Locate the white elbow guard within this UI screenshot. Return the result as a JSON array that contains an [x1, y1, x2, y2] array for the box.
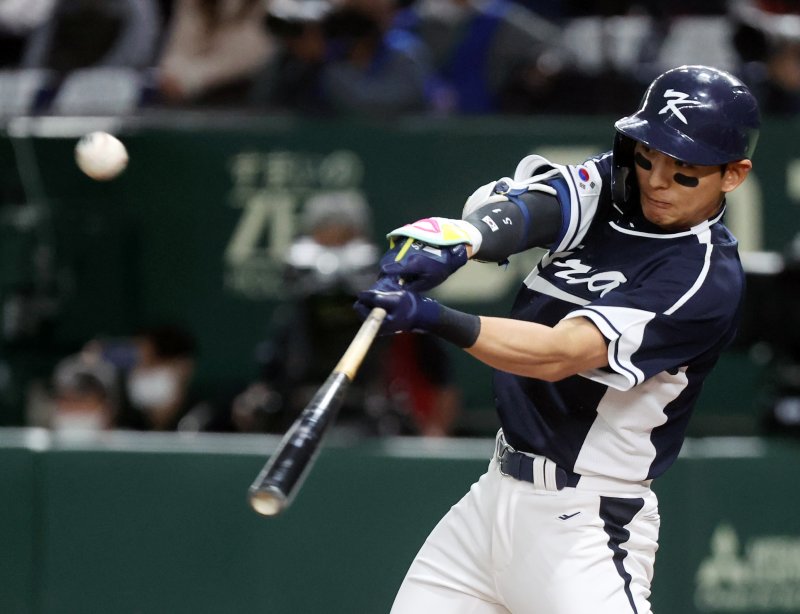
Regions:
[[462, 178, 514, 219], [462, 155, 565, 219], [462, 175, 558, 220]]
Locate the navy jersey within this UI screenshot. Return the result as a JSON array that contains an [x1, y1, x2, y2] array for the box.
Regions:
[[492, 152, 745, 482]]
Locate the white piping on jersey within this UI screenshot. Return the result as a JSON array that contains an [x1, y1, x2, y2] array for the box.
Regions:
[[609, 207, 726, 239], [513, 154, 602, 256], [665, 242, 713, 315], [555, 163, 583, 254], [562, 159, 602, 251], [564, 305, 653, 389], [525, 156, 583, 253], [513, 154, 581, 253], [523, 272, 591, 305], [609, 210, 720, 316]]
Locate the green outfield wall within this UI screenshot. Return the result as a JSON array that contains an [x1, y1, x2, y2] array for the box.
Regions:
[[0, 430, 798, 614], [0, 115, 798, 434]]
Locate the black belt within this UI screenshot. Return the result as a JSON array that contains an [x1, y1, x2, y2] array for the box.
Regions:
[[495, 434, 580, 490]]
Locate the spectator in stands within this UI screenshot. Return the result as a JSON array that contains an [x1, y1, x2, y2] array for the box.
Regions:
[[560, 0, 729, 16], [413, 0, 566, 114], [116, 325, 200, 431], [320, 0, 432, 116], [0, 0, 56, 67], [311, 0, 431, 116], [20, 0, 161, 74], [156, 0, 274, 107], [730, 0, 800, 116], [507, 0, 564, 21], [50, 325, 217, 432], [231, 190, 461, 436], [250, 0, 332, 114], [252, 0, 432, 116], [49, 351, 118, 433]]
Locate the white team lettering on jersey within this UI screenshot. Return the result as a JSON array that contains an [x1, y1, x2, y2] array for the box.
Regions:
[[551, 258, 627, 297]]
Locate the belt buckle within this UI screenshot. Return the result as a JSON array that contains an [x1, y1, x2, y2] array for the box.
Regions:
[[496, 434, 512, 477]]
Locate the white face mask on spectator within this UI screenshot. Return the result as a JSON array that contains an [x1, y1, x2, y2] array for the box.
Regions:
[[52, 411, 106, 433], [127, 367, 180, 410]]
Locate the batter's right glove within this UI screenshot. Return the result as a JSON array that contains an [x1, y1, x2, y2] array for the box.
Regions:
[[354, 280, 481, 348], [354, 285, 440, 335]]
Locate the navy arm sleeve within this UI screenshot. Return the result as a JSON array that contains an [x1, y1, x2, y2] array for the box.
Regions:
[[463, 189, 563, 262]]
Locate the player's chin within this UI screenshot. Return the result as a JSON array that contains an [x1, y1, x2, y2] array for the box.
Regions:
[[642, 203, 675, 228], [644, 212, 690, 232]]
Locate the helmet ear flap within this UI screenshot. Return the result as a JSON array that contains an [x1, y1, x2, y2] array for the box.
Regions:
[[612, 165, 631, 205], [611, 133, 638, 207]]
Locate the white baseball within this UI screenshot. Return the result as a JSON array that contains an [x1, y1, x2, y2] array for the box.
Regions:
[[75, 131, 129, 181]]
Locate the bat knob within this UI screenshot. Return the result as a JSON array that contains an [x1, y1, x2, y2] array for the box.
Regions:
[[248, 486, 287, 517]]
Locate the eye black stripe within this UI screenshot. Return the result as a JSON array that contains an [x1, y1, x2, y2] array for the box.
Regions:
[[634, 152, 652, 170], [674, 173, 699, 187]]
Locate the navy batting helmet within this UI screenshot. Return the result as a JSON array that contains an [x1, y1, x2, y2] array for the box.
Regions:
[[611, 65, 760, 204]]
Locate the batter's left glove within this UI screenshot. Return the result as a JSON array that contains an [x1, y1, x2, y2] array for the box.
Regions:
[[379, 237, 468, 292], [380, 217, 480, 290]]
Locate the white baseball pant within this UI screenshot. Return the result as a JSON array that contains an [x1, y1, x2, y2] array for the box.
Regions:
[[390, 454, 659, 614]]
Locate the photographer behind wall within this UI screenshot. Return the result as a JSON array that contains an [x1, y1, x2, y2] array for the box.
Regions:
[[231, 191, 461, 437]]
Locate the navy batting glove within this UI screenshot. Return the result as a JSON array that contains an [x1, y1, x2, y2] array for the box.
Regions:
[[379, 238, 468, 292], [354, 281, 482, 347], [354, 287, 440, 335]]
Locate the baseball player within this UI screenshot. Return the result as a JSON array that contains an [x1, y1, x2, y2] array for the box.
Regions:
[[354, 65, 760, 614]]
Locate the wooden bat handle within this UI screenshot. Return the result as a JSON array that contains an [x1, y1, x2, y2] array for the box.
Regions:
[[334, 307, 386, 379]]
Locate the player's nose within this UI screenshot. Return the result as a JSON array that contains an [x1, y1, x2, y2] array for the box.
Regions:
[[646, 158, 672, 189]]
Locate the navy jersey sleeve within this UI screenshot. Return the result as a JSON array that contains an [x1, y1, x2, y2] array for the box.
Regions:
[[562, 241, 744, 391], [513, 152, 615, 255]]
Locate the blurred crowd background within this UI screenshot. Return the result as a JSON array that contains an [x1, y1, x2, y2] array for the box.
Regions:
[[1, 0, 800, 440], [2, 0, 800, 117]]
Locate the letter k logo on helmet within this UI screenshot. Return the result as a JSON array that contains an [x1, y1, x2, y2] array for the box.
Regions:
[[658, 89, 703, 124]]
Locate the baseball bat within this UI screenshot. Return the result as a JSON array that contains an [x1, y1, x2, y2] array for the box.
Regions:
[[247, 306, 387, 517]]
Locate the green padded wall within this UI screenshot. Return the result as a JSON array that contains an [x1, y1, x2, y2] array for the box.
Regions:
[[1, 431, 798, 613]]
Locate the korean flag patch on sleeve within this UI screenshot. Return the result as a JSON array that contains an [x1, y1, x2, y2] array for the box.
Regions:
[[570, 164, 601, 196]]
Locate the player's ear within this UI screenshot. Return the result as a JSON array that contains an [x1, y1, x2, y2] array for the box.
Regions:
[[721, 160, 752, 194]]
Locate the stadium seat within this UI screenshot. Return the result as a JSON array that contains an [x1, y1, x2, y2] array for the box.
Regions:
[[0, 68, 55, 117], [656, 17, 736, 73], [560, 16, 654, 75], [51, 67, 144, 115]]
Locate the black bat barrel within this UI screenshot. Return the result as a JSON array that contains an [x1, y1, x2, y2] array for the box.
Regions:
[[248, 371, 351, 516]]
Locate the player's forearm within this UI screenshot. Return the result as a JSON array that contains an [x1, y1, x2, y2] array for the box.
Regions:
[[465, 316, 609, 381], [353, 290, 608, 381]]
